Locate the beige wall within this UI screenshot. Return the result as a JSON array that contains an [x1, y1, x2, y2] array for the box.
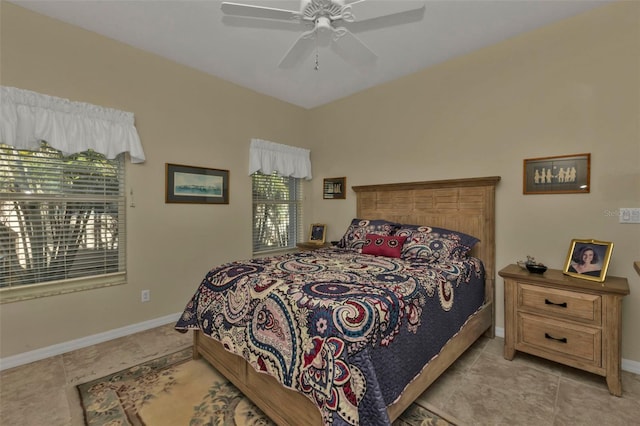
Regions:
[[1, 1, 639, 365], [307, 2, 640, 363], [0, 2, 309, 356]]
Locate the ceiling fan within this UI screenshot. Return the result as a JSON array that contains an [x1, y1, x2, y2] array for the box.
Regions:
[[220, 0, 426, 69]]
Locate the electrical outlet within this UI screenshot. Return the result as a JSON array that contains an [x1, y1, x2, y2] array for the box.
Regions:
[[619, 208, 640, 224], [141, 289, 150, 302]]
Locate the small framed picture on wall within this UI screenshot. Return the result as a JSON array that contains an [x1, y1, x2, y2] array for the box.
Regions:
[[323, 177, 346, 199]]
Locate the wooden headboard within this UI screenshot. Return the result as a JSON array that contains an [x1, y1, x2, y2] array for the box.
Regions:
[[352, 176, 501, 322]]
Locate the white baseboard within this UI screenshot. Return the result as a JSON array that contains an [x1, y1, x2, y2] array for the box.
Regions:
[[2, 318, 638, 376], [622, 358, 640, 375], [494, 326, 640, 375], [0, 312, 181, 371]]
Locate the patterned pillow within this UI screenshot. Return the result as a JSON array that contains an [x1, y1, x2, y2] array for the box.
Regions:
[[393, 224, 479, 262], [361, 234, 408, 258], [337, 219, 400, 250]]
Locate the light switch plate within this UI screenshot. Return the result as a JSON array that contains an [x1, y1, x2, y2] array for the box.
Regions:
[[619, 208, 640, 223]]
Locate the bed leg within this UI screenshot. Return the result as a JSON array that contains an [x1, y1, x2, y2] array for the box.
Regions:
[[193, 330, 202, 360], [484, 282, 496, 339]]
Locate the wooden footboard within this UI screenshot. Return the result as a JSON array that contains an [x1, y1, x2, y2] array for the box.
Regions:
[[193, 330, 323, 424], [194, 330, 323, 425], [194, 301, 492, 425]]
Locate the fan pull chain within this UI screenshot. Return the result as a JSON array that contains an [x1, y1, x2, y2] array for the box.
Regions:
[[314, 44, 319, 71]]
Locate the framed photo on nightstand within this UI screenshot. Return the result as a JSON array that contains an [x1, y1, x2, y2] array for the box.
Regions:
[[563, 239, 613, 282], [309, 224, 326, 244]]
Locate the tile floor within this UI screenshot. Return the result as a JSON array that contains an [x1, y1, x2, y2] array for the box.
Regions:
[[1, 324, 638, 425]]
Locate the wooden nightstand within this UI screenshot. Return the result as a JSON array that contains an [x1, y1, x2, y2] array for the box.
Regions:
[[499, 264, 630, 396]]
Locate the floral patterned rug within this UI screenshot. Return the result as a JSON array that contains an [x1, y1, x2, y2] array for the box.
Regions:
[[77, 348, 456, 425]]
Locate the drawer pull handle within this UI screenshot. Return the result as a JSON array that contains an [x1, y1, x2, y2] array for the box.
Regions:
[[544, 333, 567, 344], [544, 299, 567, 308]]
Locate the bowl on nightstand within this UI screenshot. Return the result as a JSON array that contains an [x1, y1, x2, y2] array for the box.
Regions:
[[526, 264, 548, 274]]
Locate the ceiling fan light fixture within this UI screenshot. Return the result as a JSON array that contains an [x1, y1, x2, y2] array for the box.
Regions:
[[316, 16, 332, 32], [221, 0, 426, 69], [301, 0, 344, 21]]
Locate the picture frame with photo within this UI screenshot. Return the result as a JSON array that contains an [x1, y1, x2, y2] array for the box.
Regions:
[[309, 223, 326, 244], [563, 239, 613, 282]]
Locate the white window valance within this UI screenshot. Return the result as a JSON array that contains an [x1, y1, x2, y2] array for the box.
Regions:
[[249, 138, 312, 180], [0, 86, 145, 163]]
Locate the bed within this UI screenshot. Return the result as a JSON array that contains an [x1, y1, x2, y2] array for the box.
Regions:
[[175, 176, 500, 425]]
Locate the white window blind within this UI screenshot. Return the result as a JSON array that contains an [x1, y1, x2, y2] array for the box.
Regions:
[[0, 142, 125, 292], [252, 172, 303, 254]]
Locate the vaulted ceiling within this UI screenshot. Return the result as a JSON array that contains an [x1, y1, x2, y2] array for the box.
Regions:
[[9, 0, 614, 109]]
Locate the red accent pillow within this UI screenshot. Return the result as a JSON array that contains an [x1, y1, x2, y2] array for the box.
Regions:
[[362, 234, 407, 258]]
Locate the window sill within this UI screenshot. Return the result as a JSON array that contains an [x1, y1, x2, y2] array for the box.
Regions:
[[0, 272, 126, 304]]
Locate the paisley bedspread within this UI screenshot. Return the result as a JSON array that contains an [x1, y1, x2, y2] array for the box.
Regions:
[[175, 248, 485, 425]]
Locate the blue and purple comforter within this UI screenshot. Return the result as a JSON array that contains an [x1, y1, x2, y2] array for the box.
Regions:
[[175, 248, 485, 425]]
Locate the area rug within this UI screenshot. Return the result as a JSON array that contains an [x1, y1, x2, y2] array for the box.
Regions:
[[77, 348, 457, 425]]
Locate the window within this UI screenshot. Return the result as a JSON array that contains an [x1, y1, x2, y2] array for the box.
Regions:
[[0, 142, 126, 301], [252, 172, 303, 254]]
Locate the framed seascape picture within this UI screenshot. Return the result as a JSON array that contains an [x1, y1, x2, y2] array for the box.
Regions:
[[523, 153, 590, 194], [563, 239, 613, 282], [165, 163, 229, 204]]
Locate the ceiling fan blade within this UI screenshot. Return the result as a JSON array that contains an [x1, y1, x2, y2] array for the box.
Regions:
[[344, 6, 425, 34], [221, 2, 299, 21], [278, 29, 317, 68], [345, 0, 425, 22], [330, 28, 377, 68], [222, 15, 307, 32]]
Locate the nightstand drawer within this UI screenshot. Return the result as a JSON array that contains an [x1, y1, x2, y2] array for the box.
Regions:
[[518, 313, 601, 366], [518, 283, 601, 325]]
